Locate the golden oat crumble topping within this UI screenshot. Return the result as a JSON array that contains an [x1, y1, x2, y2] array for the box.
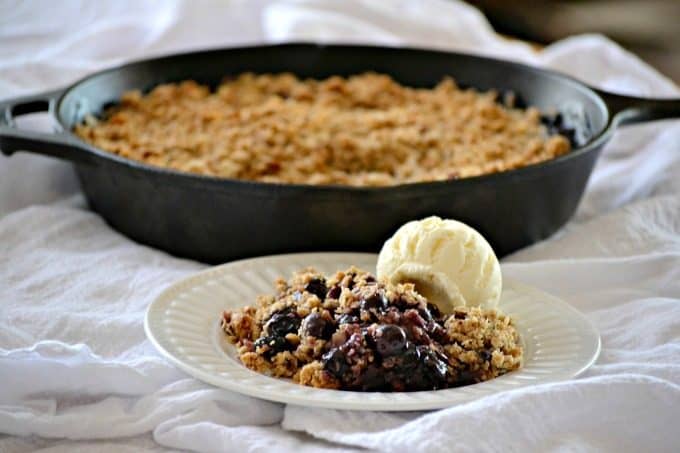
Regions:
[[74, 73, 570, 186]]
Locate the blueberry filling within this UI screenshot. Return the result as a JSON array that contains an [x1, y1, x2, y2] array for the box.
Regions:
[[419, 347, 449, 383], [360, 291, 388, 312], [327, 285, 342, 299], [336, 313, 360, 325], [373, 324, 407, 357], [254, 335, 293, 358], [479, 349, 493, 362], [301, 313, 334, 339], [304, 278, 327, 300], [264, 309, 301, 337], [222, 267, 522, 392], [541, 112, 577, 146], [426, 302, 442, 320], [418, 306, 433, 323], [322, 348, 350, 379]]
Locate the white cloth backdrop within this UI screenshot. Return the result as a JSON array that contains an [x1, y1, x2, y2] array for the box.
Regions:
[[1, 1, 679, 452]]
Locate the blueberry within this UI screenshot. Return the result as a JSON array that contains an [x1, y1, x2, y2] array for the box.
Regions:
[[346, 273, 357, 289], [418, 307, 433, 323], [429, 323, 447, 342], [541, 112, 577, 145], [400, 342, 421, 367], [327, 285, 342, 299], [358, 364, 386, 391], [336, 313, 359, 325], [264, 310, 301, 337], [363, 327, 376, 348], [254, 336, 268, 349], [364, 275, 376, 283], [541, 112, 563, 128], [361, 291, 388, 312], [322, 348, 349, 379], [401, 346, 448, 390], [456, 370, 478, 386], [426, 303, 442, 320], [393, 297, 409, 310], [301, 313, 333, 339], [254, 335, 290, 358], [386, 344, 450, 390], [374, 324, 407, 357], [419, 347, 449, 379], [305, 278, 327, 300], [479, 349, 492, 362]]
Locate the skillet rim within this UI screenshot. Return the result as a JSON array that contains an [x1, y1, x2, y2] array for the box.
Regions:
[[56, 42, 613, 195]]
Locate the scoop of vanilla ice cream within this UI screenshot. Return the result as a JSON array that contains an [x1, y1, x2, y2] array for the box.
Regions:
[[377, 216, 502, 312]]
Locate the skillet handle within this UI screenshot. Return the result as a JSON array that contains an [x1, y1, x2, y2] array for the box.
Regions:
[[0, 89, 93, 164], [594, 88, 680, 127]]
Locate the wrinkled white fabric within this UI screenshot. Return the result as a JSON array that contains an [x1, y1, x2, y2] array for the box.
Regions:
[[0, 1, 678, 452]]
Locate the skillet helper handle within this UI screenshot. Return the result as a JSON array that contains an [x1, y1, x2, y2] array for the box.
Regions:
[[0, 89, 92, 163], [595, 88, 680, 127]]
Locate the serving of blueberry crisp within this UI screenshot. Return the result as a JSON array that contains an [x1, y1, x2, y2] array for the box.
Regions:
[[221, 266, 522, 391]]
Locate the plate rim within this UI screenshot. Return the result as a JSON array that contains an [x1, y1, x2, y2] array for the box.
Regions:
[[144, 252, 601, 411]]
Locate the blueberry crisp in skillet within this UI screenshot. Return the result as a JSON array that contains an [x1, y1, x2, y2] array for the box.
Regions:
[[221, 267, 522, 391], [75, 73, 570, 187]]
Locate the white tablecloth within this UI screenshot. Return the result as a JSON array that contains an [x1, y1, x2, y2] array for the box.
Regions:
[[1, 1, 678, 452]]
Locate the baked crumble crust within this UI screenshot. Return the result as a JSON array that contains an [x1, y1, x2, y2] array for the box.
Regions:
[[75, 73, 570, 186]]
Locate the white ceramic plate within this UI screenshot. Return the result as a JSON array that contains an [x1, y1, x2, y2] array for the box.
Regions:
[[145, 252, 600, 411]]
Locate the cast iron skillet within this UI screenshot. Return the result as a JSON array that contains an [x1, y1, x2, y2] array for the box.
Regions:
[[1, 43, 679, 262]]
